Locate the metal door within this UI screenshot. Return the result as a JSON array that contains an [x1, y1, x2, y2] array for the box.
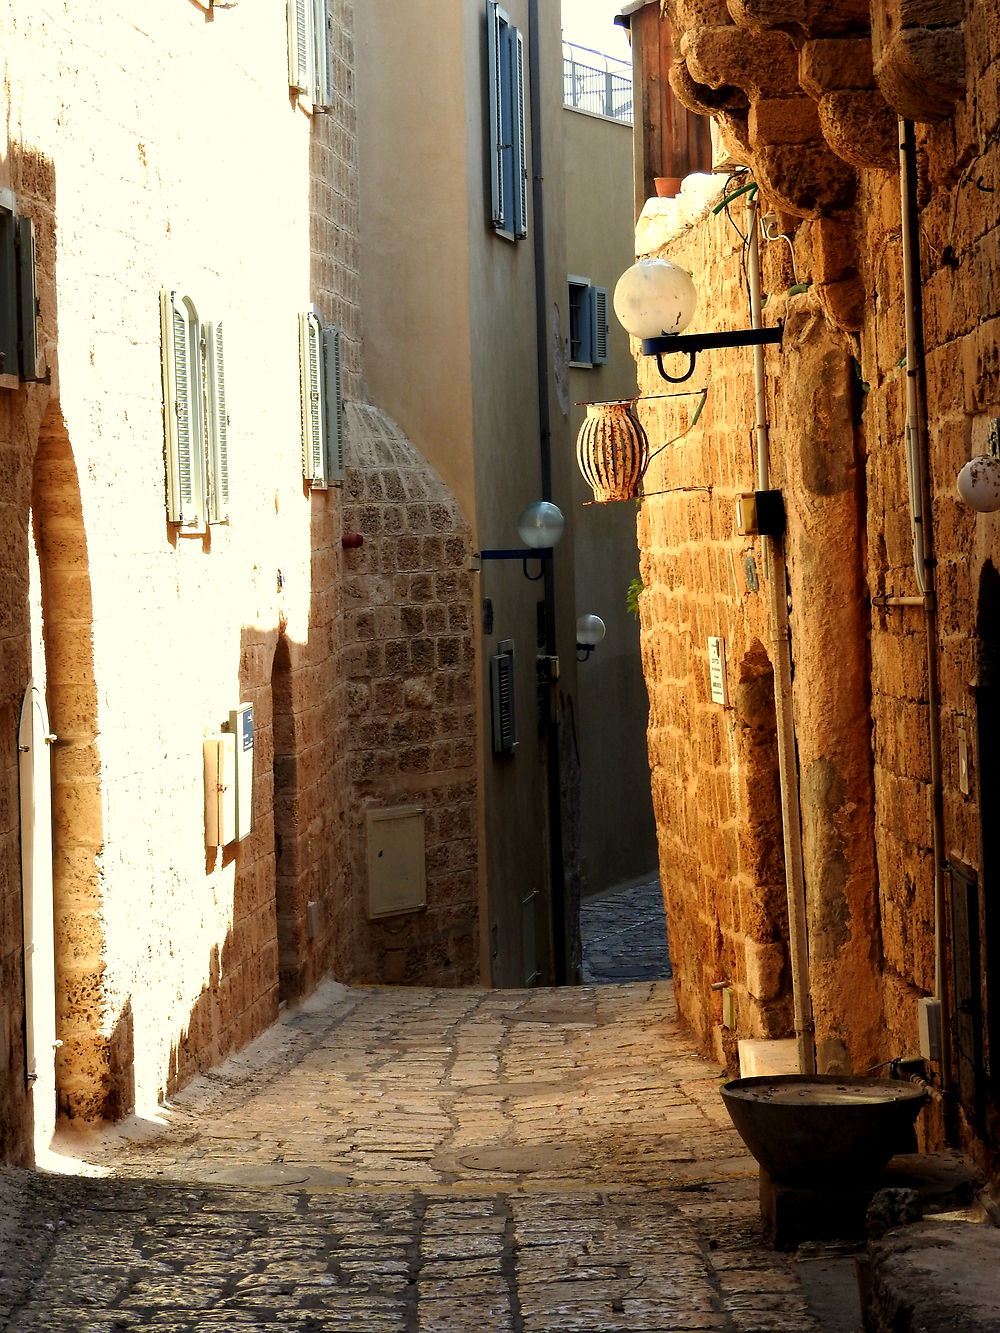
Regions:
[[18, 680, 57, 1147]]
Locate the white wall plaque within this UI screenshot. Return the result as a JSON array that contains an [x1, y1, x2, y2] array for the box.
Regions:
[[708, 636, 729, 707]]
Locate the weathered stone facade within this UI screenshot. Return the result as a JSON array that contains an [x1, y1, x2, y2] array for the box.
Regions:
[[632, 0, 1000, 1167], [0, 0, 478, 1162]]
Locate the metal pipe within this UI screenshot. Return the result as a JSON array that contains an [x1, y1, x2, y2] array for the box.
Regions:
[[898, 118, 953, 1121], [746, 194, 816, 1074], [528, 0, 570, 985]]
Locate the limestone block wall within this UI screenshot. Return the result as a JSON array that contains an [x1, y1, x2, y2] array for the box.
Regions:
[[0, 0, 481, 1160], [637, 0, 1000, 1162], [338, 403, 478, 987], [634, 194, 791, 1063]]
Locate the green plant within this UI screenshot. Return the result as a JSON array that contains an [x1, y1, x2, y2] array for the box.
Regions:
[[626, 577, 643, 620]]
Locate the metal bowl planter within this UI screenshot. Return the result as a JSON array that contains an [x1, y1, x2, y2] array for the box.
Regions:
[[720, 1074, 929, 1187], [576, 400, 648, 503]]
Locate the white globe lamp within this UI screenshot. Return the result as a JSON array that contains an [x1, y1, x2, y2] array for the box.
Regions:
[[613, 258, 698, 340], [517, 501, 565, 550], [957, 455, 1000, 513]]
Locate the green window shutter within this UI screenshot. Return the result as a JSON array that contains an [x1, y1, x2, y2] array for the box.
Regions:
[[322, 324, 344, 483], [487, 2, 505, 230], [299, 311, 327, 487], [512, 27, 528, 239], [15, 216, 37, 380], [287, 0, 310, 94], [312, 0, 334, 109], [160, 290, 205, 530], [591, 286, 609, 365], [205, 320, 230, 524], [0, 194, 18, 377]]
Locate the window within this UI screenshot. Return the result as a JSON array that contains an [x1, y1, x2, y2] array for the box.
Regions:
[[0, 188, 39, 382], [287, 0, 333, 111], [487, 1, 527, 240], [567, 278, 608, 368], [298, 312, 344, 487], [160, 290, 229, 532]]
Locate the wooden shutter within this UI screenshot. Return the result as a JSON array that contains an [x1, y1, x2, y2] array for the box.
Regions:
[[287, 0, 310, 94], [160, 290, 205, 530], [205, 320, 230, 524], [490, 640, 517, 754], [591, 286, 609, 365], [512, 27, 528, 238], [487, 2, 506, 230], [0, 198, 17, 376], [15, 216, 37, 379], [322, 324, 345, 483], [312, 0, 334, 109], [299, 311, 327, 487]]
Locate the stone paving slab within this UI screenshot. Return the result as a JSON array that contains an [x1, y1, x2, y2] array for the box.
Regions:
[[0, 976, 865, 1331]]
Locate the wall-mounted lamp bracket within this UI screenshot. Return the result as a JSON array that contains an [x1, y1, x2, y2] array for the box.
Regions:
[[477, 547, 554, 582], [642, 325, 783, 384]]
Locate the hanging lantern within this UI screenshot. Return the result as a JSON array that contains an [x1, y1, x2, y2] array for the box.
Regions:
[[575, 400, 649, 503]]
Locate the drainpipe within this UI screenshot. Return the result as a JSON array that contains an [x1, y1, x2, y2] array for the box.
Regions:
[[898, 119, 953, 1126], [746, 194, 816, 1075], [527, 0, 570, 985]]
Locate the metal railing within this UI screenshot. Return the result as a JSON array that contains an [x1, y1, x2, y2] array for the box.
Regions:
[[562, 40, 632, 124]]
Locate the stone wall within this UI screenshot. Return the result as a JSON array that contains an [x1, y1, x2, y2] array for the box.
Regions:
[[635, 0, 1000, 1163], [0, 0, 480, 1159]]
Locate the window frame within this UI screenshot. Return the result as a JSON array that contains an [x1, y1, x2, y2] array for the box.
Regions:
[[0, 187, 39, 383], [567, 276, 609, 369], [487, 1, 528, 241], [287, 0, 334, 112], [160, 289, 230, 533]]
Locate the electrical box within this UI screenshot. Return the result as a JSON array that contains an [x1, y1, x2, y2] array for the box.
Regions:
[[204, 733, 237, 847], [229, 703, 254, 841], [736, 489, 786, 537], [366, 806, 426, 918], [918, 996, 942, 1062]]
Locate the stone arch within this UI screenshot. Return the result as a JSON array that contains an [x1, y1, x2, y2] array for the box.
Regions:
[[30, 404, 119, 1120]]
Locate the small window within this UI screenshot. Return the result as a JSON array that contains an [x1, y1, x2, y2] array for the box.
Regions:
[[567, 277, 608, 368], [0, 188, 39, 383], [160, 290, 230, 532], [287, 0, 333, 111], [486, 1, 527, 240], [299, 312, 344, 487]]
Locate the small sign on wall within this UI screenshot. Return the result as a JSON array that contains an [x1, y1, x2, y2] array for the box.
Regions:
[[708, 636, 729, 707]]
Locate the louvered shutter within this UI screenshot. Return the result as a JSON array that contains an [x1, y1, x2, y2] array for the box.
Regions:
[[160, 290, 205, 530], [490, 641, 517, 755], [312, 0, 334, 109], [287, 0, 310, 94], [321, 324, 345, 483], [591, 286, 609, 365], [205, 321, 230, 524], [512, 28, 528, 239], [487, 2, 505, 229], [299, 312, 326, 487], [15, 217, 37, 380]]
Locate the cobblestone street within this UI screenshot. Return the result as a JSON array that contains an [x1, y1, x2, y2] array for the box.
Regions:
[[0, 886, 860, 1332]]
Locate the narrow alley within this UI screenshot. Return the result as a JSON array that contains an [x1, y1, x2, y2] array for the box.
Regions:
[[0, 883, 859, 1333]]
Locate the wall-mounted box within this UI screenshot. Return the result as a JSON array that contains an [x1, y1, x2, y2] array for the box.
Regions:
[[204, 733, 237, 847], [366, 806, 426, 919], [229, 703, 254, 841]]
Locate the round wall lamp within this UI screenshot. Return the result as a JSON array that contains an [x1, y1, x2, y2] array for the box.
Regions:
[[614, 256, 782, 384], [576, 614, 606, 661], [477, 501, 565, 581], [957, 455, 1000, 512]]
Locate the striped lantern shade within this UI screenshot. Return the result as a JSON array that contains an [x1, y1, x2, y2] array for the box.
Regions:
[[575, 400, 649, 503]]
